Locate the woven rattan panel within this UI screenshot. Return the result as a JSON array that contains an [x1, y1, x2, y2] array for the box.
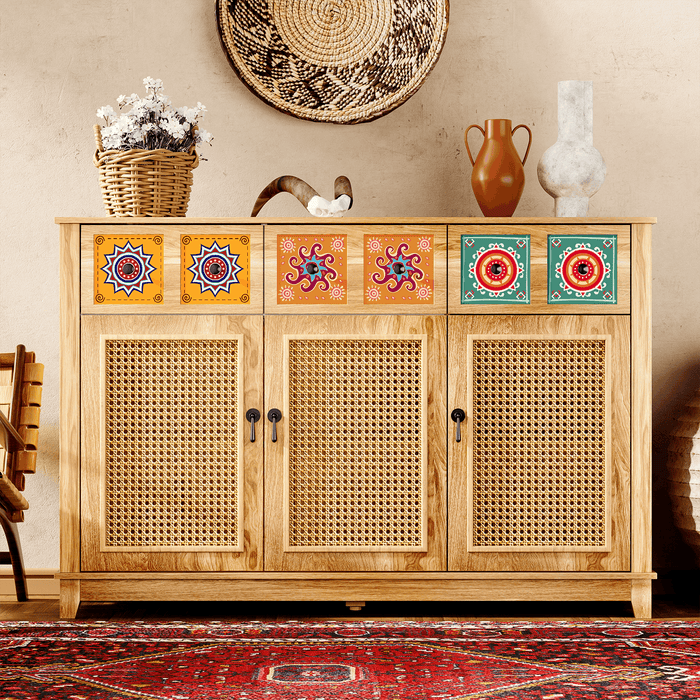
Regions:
[[470, 338, 607, 549], [103, 339, 240, 550], [286, 338, 424, 549]]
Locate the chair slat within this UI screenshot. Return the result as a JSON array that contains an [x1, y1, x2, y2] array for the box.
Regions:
[[15, 451, 36, 474], [18, 427, 38, 449], [19, 406, 40, 429], [0, 354, 15, 368], [21, 385, 42, 406], [23, 364, 44, 384]]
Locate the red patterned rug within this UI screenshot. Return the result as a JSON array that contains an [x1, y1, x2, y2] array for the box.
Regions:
[[1, 620, 700, 698]]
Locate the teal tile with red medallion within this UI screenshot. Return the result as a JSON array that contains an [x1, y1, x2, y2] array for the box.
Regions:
[[461, 235, 530, 304], [548, 235, 617, 304]]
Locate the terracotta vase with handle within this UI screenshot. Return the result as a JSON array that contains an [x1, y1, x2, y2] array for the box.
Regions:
[[465, 119, 532, 217]]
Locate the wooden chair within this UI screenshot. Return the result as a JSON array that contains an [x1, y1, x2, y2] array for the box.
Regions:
[[0, 346, 44, 601]]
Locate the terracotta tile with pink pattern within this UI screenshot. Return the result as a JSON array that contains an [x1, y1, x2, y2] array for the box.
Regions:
[[277, 234, 347, 304], [364, 234, 434, 304]]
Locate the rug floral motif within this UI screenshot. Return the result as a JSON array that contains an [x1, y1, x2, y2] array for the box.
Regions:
[[1, 620, 700, 699]]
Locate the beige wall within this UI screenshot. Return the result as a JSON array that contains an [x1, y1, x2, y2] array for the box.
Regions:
[[0, 0, 698, 571]]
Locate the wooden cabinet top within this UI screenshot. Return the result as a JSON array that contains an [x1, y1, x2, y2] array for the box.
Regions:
[[56, 217, 657, 225]]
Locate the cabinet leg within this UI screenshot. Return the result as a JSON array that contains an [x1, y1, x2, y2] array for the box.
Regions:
[[631, 581, 652, 619], [345, 601, 365, 612], [60, 580, 81, 619]]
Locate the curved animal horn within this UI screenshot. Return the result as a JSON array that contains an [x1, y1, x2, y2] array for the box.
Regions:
[[334, 176, 353, 209], [251, 176, 321, 217]]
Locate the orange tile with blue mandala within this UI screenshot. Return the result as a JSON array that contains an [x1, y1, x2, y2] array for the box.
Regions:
[[364, 234, 434, 304], [94, 234, 163, 304], [277, 235, 347, 304], [181, 235, 250, 304]]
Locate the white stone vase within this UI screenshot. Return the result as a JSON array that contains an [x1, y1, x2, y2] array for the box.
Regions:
[[667, 390, 700, 559], [537, 81, 607, 217]]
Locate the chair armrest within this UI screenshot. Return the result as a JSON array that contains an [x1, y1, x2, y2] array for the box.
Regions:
[[0, 412, 25, 452]]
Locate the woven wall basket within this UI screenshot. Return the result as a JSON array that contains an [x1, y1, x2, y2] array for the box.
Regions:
[[93, 125, 199, 217], [216, 0, 449, 124]]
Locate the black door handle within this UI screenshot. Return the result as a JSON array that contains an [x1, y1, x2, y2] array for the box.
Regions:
[[267, 408, 282, 442], [451, 408, 466, 443], [245, 408, 260, 442]]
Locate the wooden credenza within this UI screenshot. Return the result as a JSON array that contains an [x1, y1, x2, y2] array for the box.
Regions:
[[57, 217, 655, 618]]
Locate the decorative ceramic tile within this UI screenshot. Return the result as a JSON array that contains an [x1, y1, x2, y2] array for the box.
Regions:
[[181, 235, 250, 304], [94, 235, 163, 305], [461, 235, 530, 304], [548, 235, 617, 304], [364, 234, 434, 304], [277, 234, 347, 304]]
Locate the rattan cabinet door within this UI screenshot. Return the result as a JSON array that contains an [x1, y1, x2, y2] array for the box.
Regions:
[[81, 315, 263, 572], [265, 315, 447, 571], [448, 315, 630, 572]]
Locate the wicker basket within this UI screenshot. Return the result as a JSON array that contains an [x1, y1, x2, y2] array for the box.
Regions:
[[93, 125, 199, 217]]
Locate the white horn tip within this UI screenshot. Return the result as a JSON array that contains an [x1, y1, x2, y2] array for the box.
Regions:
[[307, 194, 352, 218]]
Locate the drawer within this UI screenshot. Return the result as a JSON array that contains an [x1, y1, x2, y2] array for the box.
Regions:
[[81, 224, 263, 314], [265, 224, 447, 314], [448, 224, 630, 314]]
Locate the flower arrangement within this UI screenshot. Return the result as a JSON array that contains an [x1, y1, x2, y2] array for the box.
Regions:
[[96, 77, 213, 153], [93, 77, 210, 216]]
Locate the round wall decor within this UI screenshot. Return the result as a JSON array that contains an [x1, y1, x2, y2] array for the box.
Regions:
[[216, 0, 449, 124]]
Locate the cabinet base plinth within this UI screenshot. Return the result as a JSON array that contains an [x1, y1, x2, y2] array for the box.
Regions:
[[58, 574, 656, 619]]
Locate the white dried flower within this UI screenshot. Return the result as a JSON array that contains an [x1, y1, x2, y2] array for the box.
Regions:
[[96, 78, 211, 153], [179, 107, 199, 123], [96, 105, 117, 123], [197, 129, 213, 145], [129, 102, 147, 120], [160, 115, 185, 139], [143, 76, 164, 93]]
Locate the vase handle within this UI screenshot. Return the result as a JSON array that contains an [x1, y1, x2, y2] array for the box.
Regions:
[[512, 124, 533, 165], [464, 124, 485, 166]]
